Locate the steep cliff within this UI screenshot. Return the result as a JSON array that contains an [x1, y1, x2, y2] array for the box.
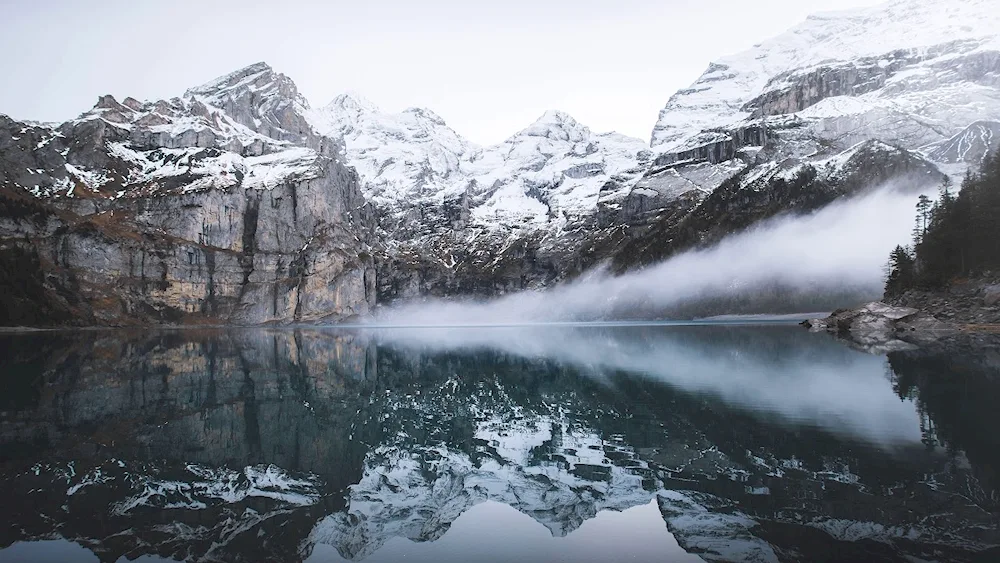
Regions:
[[310, 101, 651, 301], [0, 64, 376, 326]]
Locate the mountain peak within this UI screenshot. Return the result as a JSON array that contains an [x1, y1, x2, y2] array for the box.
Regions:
[[401, 106, 446, 126], [535, 109, 576, 126], [515, 110, 590, 143], [186, 62, 275, 97], [176, 62, 322, 148], [326, 92, 380, 115], [184, 62, 310, 115]]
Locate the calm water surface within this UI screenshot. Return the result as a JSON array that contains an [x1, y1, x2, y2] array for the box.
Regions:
[[0, 324, 998, 562]]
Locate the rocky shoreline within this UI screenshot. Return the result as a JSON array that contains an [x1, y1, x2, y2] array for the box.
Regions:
[[887, 276, 1000, 325], [803, 276, 1000, 351], [803, 302, 955, 352]]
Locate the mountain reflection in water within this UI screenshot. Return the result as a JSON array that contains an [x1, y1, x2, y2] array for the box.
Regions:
[[0, 325, 997, 563]]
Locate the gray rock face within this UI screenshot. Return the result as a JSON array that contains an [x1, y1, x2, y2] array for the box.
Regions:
[[805, 301, 955, 351], [928, 121, 1000, 166], [0, 63, 375, 327], [888, 275, 1000, 325], [983, 285, 1000, 307], [185, 62, 334, 154], [833, 302, 921, 345]]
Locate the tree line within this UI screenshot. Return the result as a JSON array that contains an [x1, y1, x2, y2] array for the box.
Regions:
[[885, 148, 1000, 296]]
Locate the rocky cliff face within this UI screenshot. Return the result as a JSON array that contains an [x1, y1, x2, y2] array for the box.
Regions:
[[0, 64, 376, 326], [3, 0, 998, 324], [310, 101, 652, 301]]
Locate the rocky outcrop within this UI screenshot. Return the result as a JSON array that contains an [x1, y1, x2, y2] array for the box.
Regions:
[[804, 273, 1000, 350], [0, 63, 375, 326], [804, 301, 956, 350], [652, 125, 768, 168], [887, 274, 1000, 325]]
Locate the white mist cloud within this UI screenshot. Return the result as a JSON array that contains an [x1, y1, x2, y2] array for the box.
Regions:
[[376, 188, 917, 325]]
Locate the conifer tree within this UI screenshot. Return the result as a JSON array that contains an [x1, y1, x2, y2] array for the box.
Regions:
[[885, 147, 1000, 295], [914, 194, 932, 245], [885, 245, 915, 296]]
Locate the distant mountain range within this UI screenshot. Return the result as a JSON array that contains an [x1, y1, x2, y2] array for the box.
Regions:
[[1, 0, 999, 326]]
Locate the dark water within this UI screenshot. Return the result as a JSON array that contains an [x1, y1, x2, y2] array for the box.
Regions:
[[0, 324, 998, 563]]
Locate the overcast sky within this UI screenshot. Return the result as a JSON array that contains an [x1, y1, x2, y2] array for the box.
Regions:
[[3, 0, 884, 145]]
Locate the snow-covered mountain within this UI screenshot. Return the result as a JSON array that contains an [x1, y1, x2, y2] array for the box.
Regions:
[[308, 93, 474, 211], [306, 0, 998, 302], [5, 62, 341, 200], [2, 0, 998, 324], [0, 63, 375, 326], [297, 0, 999, 247], [458, 110, 650, 225], [652, 0, 1000, 148], [311, 98, 650, 227], [648, 0, 1000, 190]]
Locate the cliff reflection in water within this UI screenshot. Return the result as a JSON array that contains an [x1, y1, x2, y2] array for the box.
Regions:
[[0, 325, 998, 563]]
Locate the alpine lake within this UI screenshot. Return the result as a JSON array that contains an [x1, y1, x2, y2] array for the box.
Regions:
[[1, 322, 998, 563]]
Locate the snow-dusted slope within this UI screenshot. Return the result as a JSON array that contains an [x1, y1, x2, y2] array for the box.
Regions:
[[461, 110, 651, 225], [0, 62, 376, 325], [928, 120, 1000, 165], [313, 100, 650, 227], [6, 62, 342, 200], [651, 0, 1000, 152], [309, 93, 475, 209]]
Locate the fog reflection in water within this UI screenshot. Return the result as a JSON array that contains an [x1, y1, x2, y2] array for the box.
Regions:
[[0, 324, 996, 563], [372, 324, 922, 445]]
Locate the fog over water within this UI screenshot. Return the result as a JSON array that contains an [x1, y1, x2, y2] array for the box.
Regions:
[[376, 188, 917, 325], [371, 324, 923, 446]]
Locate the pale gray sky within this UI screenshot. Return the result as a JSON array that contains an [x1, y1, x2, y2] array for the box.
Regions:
[[2, 0, 884, 145]]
